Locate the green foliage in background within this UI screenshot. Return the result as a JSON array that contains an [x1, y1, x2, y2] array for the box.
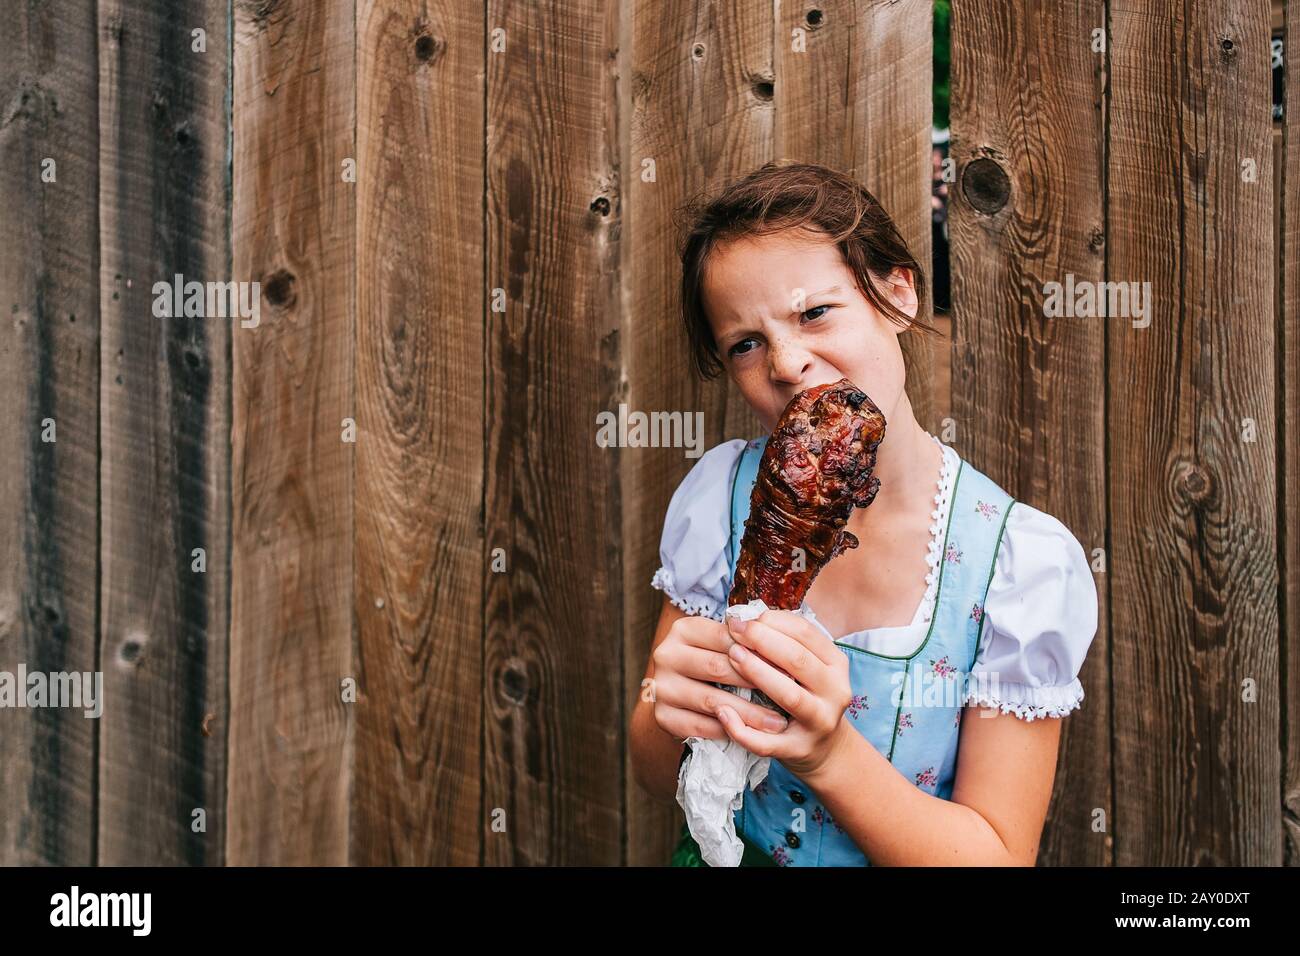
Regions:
[[934, 0, 951, 130]]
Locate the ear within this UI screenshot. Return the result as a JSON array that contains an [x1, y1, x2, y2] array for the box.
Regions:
[[883, 267, 919, 327]]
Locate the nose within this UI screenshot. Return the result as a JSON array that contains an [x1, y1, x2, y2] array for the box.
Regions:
[[768, 335, 814, 386]]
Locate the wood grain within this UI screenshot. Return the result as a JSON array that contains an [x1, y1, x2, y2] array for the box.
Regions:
[[483, 0, 624, 865], [0, 0, 1292, 870], [353, 0, 484, 866], [96, 0, 231, 866], [775, 0, 938, 433], [622, 0, 774, 866], [229, 0, 355, 865], [948, 0, 1110, 865], [1108, 0, 1279, 864], [0, 0, 100, 867]]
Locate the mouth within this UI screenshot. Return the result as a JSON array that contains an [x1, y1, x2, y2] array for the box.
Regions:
[[782, 378, 867, 414], [775, 379, 852, 417]]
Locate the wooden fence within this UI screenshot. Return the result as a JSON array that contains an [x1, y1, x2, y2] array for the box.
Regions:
[[0, 0, 1294, 866]]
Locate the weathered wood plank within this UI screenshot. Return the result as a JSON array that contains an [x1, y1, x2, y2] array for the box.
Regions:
[[775, 0, 937, 432], [0, 0, 100, 867], [948, 0, 1110, 865], [483, 0, 623, 865], [96, 0, 231, 866], [229, 0, 355, 865], [622, 0, 774, 866], [1108, 0, 1279, 864], [353, 0, 484, 865]]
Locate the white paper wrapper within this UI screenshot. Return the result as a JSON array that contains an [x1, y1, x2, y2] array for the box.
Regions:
[[676, 597, 815, 867]]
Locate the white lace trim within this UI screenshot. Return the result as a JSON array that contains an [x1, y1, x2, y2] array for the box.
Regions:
[[962, 677, 1085, 721], [650, 566, 726, 621], [920, 434, 959, 624]]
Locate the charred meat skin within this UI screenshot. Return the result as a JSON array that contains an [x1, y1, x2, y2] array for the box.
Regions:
[[723, 378, 887, 718]]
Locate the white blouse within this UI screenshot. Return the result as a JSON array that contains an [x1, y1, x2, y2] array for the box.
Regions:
[[650, 434, 1099, 721]]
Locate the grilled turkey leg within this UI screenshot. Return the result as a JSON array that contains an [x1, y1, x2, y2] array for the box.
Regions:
[[723, 377, 887, 719]]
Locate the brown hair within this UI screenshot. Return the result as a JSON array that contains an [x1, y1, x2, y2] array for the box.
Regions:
[[675, 161, 939, 381]]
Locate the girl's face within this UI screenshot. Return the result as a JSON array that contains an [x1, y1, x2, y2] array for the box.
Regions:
[[702, 228, 918, 433]]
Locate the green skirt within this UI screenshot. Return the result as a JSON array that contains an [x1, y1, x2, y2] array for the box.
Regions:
[[669, 819, 778, 867]]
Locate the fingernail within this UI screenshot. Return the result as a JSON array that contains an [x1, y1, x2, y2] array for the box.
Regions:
[[728, 642, 748, 661], [728, 616, 749, 636], [764, 715, 787, 732]]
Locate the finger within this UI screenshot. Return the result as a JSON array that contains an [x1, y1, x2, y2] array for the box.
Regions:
[[715, 704, 793, 760], [677, 615, 744, 654], [732, 616, 827, 691], [692, 680, 790, 733], [726, 636, 813, 722], [677, 644, 754, 689], [654, 635, 752, 689], [658, 704, 728, 742], [754, 609, 841, 665]]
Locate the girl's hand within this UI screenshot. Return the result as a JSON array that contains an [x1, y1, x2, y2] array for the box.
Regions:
[[650, 614, 793, 743], [715, 608, 854, 779]]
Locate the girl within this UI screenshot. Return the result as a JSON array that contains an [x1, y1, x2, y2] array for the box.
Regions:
[[630, 162, 1098, 867]]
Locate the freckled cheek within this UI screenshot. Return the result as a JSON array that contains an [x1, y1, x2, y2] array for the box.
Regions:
[[839, 339, 904, 404], [731, 372, 780, 426]]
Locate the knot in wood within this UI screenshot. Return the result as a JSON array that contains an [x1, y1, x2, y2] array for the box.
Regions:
[[262, 269, 296, 309], [961, 157, 1011, 214], [499, 662, 529, 705], [414, 34, 443, 64], [1175, 460, 1215, 506]]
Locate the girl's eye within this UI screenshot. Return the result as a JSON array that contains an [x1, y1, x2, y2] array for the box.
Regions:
[[727, 306, 831, 359], [728, 338, 758, 358]]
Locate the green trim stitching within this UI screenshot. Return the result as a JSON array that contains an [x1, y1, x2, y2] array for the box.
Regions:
[[886, 659, 911, 762], [727, 444, 745, 577], [980, 499, 1015, 604], [728, 436, 767, 580], [834, 459, 965, 662], [967, 497, 1016, 672]]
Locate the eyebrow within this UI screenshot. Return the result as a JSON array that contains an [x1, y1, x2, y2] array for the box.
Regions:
[[716, 286, 847, 350], [716, 326, 747, 351], [805, 285, 844, 301]]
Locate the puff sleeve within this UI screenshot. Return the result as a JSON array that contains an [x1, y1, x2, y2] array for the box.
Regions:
[[963, 502, 1099, 720], [649, 439, 747, 622]]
